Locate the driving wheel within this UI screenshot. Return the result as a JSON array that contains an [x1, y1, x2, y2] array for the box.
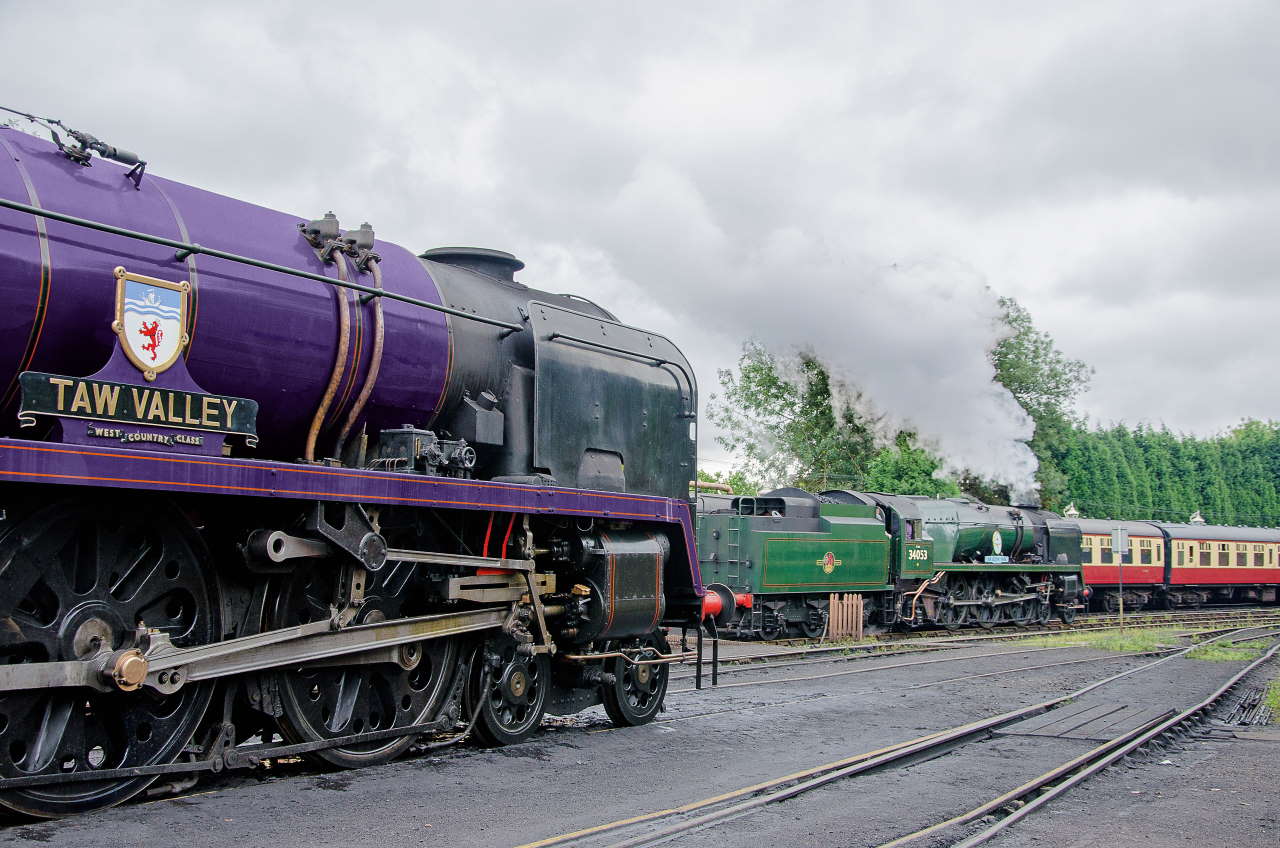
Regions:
[[266, 560, 461, 768], [465, 637, 549, 746], [0, 498, 219, 817], [602, 633, 670, 727]]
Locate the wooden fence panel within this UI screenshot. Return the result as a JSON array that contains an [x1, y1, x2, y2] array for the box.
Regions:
[[826, 593, 863, 640]]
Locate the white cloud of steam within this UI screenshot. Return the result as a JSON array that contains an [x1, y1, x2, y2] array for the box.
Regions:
[[708, 248, 1041, 496]]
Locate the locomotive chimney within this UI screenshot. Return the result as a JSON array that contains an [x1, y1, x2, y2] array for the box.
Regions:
[[419, 246, 525, 284]]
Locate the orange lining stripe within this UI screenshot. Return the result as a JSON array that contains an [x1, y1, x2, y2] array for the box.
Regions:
[[0, 441, 676, 508], [0, 466, 669, 519]]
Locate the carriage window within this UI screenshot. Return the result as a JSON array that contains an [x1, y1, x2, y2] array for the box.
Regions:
[[1254, 544, 1265, 567], [1177, 544, 1185, 566], [1100, 544, 1113, 564], [1237, 544, 1248, 567], [1081, 539, 1093, 564], [1139, 538, 1152, 565], [1219, 543, 1230, 566], [1200, 544, 1211, 567]]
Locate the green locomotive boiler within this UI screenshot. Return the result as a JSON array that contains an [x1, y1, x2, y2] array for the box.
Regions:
[[695, 488, 1084, 638]]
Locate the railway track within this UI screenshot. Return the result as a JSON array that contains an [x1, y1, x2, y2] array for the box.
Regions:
[[8, 610, 1275, 825], [669, 607, 1280, 682], [753, 605, 1280, 647], [879, 636, 1280, 848], [520, 625, 1280, 848]]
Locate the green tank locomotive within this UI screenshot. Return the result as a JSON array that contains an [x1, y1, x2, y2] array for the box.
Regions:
[[695, 488, 1084, 638]]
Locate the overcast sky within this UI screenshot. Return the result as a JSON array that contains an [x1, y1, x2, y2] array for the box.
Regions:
[[4, 1, 1277, 485]]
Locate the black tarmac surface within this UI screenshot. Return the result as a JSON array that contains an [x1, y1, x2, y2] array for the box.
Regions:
[[1, 642, 1274, 848]]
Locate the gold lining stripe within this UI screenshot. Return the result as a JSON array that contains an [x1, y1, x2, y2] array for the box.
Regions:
[[0, 135, 52, 410]]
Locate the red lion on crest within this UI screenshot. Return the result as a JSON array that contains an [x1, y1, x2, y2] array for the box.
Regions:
[[138, 320, 163, 361]]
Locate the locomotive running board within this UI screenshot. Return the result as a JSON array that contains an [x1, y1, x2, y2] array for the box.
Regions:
[[0, 607, 508, 695]]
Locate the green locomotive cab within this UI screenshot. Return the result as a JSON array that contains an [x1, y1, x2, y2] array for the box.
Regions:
[[696, 488, 892, 638], [696, 488, 1084, 639]]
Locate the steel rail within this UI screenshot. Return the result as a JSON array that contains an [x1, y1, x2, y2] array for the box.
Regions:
[[677, 609, 1280, 676], [748, 608, 1280, 650], [944, 637, 1280, 848], [0, 196, 525, 332], [603, 649, 1172, 739], [669, 612, 1280, 680], [520, 627, 1254, 848], [665, 645, 1108, 694], [873, 713, 1177, 848], [667, 642, 979, 682], [668, 613, 1280, 694]]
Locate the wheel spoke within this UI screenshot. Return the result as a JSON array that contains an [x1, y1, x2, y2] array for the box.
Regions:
[[328, 671, 365, 733], [267, 563, 460, 766], [26, 697, 75, 773], [108, 536, 162, 605], [0, 498, 217, 817], [603, 635, 669, 728], [5, 609, 61, 658]]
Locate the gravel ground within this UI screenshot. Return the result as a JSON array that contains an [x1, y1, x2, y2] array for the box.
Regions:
[[981, 668, 1280, 848], [0, 643, 1273, 848]]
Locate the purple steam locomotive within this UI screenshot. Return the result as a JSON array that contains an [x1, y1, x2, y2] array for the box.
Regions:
[[0, 120, 705, 816]]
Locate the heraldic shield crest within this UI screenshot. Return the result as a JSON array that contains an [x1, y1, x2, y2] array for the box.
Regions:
[[111, 266, 190, 381]]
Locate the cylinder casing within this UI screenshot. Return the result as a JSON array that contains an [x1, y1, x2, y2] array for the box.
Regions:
[[568, 530, 670, 642]]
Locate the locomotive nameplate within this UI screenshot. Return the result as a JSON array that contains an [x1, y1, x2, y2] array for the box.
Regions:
[[17, 371, 258, 443]]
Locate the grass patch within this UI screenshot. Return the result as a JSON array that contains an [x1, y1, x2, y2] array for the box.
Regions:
[[1186, 640, 1266, 662], [1265, 679, 1280, 724], [1011, 627, 1185, 654]]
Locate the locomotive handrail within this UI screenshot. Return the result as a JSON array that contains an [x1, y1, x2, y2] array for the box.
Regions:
[[0, 196, 525, 333]]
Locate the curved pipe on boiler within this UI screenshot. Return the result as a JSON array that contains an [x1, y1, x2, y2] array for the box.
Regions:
[[334, 256, 386, 460], [305, 255, 353, 462]]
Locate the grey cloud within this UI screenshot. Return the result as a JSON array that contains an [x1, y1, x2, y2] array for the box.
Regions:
[[3, 0, 1277, 485]]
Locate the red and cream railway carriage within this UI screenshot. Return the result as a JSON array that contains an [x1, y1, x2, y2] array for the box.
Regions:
[[1161, 523, 1280, 607], [1077, 517, 1280, 610]]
